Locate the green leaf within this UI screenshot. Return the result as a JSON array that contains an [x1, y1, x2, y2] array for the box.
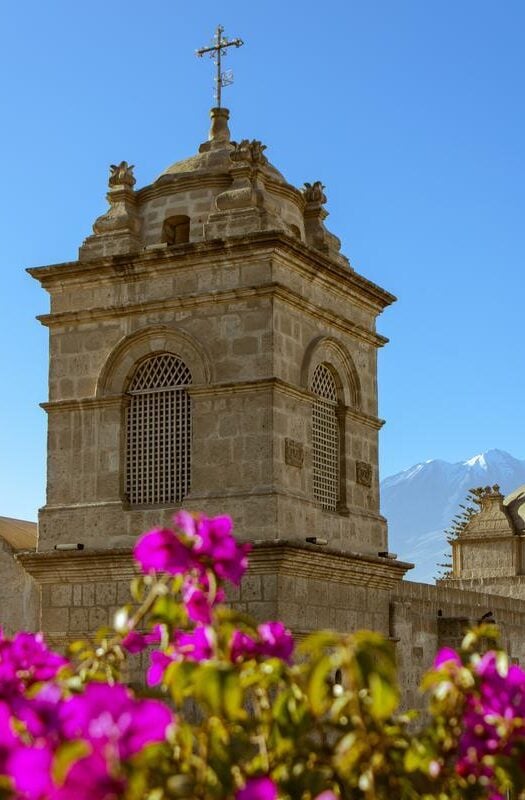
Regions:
[[306, 654, 333, 716], [368, 672, 399, 720], [222, 668, 246, 721], [52, 740, 91, 785], [195, 664, 222, 714], [165, 660, 199, 705]]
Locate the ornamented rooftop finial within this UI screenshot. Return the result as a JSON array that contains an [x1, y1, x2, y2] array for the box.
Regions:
[[231, 139, 268, 166], [196, 25, 244, 108], [302, 181, 327, 205], [108, 161, 136, 189]]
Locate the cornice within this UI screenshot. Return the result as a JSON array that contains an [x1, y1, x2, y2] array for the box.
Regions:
[[27, 232, 396, 312], [17, 541, 412, 588], [41, 378, 384, 430], [249, 540, 412, 588], [17, 548, 137, 584], [34, 281, 387, 348], [135, 172, 304, 212], [135, 173, 231, 202], [41, 395, 124, 413]]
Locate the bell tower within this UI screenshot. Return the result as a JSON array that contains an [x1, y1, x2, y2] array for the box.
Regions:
[[23, 83, 412, 652], [29, 106, 394, 558]]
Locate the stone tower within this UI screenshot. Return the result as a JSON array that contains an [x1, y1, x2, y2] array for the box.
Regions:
[[23, 108, 410, 648]]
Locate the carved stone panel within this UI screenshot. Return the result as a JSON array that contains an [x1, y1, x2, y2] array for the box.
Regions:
[[356, 460, 373, 487], [285, 438, 304, 468]]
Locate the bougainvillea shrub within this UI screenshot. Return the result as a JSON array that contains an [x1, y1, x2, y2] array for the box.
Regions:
[[0, 512, 524, 799]]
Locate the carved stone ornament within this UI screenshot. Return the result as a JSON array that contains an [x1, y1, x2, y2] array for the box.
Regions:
[[108, 161, 136, 189], [285, 438, 304, 468], [356, 460, 373, 488], [230, 139, 268, 166], [302, 181, 327, 205]]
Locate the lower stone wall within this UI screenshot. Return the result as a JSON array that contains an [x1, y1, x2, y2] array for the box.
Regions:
[[392, 580, 525, 709], [0, 539, 39, 635], [12, 544, 525, 710]]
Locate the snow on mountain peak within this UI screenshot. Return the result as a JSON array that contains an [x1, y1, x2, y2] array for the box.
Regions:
[[381, 449, 525, 585], [464, 453, 487, 469]]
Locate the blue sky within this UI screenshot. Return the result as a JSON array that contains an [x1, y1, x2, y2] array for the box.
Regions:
[[1, 1, 524, 520]]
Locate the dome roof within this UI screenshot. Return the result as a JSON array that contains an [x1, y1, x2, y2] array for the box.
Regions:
[[155, 107, 287, 185], [504, 484, 525, 533]]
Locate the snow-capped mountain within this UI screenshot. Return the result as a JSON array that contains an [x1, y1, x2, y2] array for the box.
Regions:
[[381, 449, 525, 584]]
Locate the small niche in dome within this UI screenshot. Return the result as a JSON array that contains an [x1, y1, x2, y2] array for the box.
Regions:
[[162, 215, 190, 245], [289, 224, 302, 241]]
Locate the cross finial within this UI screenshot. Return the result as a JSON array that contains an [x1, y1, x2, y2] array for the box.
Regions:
[[196, 25, 244, 108]]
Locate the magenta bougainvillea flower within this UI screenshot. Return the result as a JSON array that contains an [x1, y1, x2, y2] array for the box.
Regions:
[[236, 776, 278, 800], [122, 625, 162, 655], [147, 650, 175, 687], [134, 514, 251, 589], [133, 527, 199, 575], [258, 622, 294, 662], [174, 626, 214, 662], [230, 623, 294, 664], [0, 628, 68, 697], [230, 630, 259, 663], [433, 647, 462, 668], [182, 583, 214, 624], [60, 682, 173, 759]]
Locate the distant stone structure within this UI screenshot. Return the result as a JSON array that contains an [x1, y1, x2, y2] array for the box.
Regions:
[[1, 106, 525, 707]]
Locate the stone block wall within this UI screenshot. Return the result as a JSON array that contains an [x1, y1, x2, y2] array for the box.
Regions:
[[33, 234, 391, 557], [392, 580, 525, 709]]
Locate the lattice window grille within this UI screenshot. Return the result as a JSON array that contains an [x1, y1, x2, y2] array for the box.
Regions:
[[126, 354, 192, 506], [311, 364, 339, 511]]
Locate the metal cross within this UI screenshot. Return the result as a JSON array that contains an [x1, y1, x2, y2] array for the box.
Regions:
[[196, 25, 244, 108]]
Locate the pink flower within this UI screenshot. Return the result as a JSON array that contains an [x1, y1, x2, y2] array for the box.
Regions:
[[258, 622, 294, 663], [60, 682, 173, 759], [0, 629, 68, 697], [183, 583, 213, 624], [236, 776, 278, 800], [147, 650, 174, 686], [314, 794, 338, 800], [173, 509, 199, 539], [122, 630, 148, 654], [230, 630, 259, 662], [7, 744, 54, 799], [192, 515, 251, 585], [433, 647, 461, 668], [134, 528, 198, 575], [174, 626, 214, 662], [53, 750, 125, 800]]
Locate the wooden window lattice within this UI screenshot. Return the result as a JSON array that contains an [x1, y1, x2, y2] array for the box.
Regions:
[[126, 354, 192, 505], [311, 364, 339, 511]]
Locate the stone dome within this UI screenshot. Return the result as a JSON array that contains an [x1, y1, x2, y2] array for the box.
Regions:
[[155, 108, 289, 186], [505, 484, 525, 533], [79, 107, 348, 268]]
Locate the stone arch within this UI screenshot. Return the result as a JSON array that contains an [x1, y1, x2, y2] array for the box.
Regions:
[[300, 336, 361, 409], [96, 326, 212, 397]]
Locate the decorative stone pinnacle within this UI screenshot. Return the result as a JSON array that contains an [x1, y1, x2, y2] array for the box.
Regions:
[[303, 181, 327, 205], [230, 139, 267, 166], [108, 161, 136, 189]]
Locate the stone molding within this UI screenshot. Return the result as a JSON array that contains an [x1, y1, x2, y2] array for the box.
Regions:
[[34, 282, 388, 350], [17, 549, 137, 584], [41, 377, 384, 431], [17, 541, 411, 589], [96, 325, 212, 395], [27, 232, 396, 313], [249, 540, 412, 588], [301, 335, 362, 408]]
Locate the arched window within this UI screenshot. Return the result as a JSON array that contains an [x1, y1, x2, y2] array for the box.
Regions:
[[161, 215, 190, 245], [311, 363, 339, 511], [126, 353, 192, 505]]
